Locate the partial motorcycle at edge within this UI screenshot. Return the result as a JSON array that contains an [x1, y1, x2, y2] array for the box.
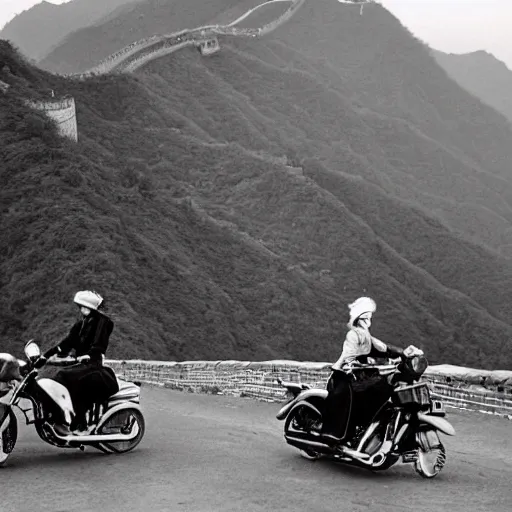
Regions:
[[0, 340, 145, 466]]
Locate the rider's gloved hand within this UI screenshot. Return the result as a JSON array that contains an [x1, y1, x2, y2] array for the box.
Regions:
[[77, 355, 91, 363], [340, 361, 363, 375], [403, 345, 424, 358]]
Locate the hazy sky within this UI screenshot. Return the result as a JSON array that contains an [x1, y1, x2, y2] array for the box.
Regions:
[[0, 0, 510, 68]]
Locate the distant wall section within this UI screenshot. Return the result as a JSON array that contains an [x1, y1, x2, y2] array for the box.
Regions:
[[25, 96, 78, 142], [68, 0, 307, 77]]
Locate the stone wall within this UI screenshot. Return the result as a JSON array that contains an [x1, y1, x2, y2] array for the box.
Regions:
[[257, 0, 306, 35], [105, 359, 512, 418], [67, 0, 306, 76], [25, 96, 78, 142], [227, 0, 293, 27]]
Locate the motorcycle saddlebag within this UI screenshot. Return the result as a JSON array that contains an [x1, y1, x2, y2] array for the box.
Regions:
[[395, 382, 431, 407]]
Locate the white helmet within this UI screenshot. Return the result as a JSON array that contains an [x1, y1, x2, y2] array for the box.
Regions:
[[73, 290, 103, 311], [348, 296, 376, 326]]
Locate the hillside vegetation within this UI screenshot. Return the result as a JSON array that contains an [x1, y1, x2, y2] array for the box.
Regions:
[[3, 1, 512, 369], [432, 49, 512, 125], [0, 0, 140, 62]]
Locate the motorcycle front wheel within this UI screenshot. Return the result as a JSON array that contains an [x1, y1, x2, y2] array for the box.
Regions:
[[414, 443, 446, 478]]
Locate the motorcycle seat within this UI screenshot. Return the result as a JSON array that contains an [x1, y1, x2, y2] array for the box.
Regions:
[[107, 378, 141, 405]]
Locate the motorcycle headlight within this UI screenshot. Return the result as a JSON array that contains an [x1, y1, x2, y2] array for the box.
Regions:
[[410, 355, 428, 377]]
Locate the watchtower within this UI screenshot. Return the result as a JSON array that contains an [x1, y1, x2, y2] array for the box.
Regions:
[[198, 37, 220, 56]]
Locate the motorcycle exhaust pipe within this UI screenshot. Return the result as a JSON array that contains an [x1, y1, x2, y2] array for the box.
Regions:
[[54, 426, 140, 443], [69, 431, 139, 443], [62, 431, 139, 443], [285, 435, 372, 461], [284, 435, 333, 455]]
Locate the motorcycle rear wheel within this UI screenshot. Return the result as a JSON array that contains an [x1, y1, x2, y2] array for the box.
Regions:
[[285, 405, 322, 460], [414, 443, 446, 478], [96, 409, 145, 454]]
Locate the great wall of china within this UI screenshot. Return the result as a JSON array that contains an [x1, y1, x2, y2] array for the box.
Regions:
[[72, 0, 306, 77], [25, 0, 313, 140], [24, 0, 370, 140]]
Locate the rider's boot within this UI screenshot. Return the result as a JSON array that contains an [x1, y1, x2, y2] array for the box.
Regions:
[[337, 443, 370, 461], [319, 432, 344, 445], [71, 414, 95, 435], [72, 425, 95, 435], [53, 423, 72, 436], [321, 433, 370, 460]]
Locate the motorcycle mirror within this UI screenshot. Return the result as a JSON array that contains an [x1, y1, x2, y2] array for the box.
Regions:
[[24, 340, 41, 361]]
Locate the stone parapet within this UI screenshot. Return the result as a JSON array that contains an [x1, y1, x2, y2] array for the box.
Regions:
[[105, 359, 512, 418]]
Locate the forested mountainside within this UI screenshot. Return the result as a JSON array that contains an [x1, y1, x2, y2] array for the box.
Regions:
[[2, 1, 512, 369]]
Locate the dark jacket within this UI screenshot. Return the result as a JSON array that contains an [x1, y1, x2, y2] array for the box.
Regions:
[[46, 311, 114, 363]]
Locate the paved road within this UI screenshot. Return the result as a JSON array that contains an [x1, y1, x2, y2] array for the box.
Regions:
[[2, 386, 512, 512]]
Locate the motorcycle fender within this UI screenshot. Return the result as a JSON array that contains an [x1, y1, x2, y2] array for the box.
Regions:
[[95, 403, 143, 431], [0, 403, 11, 432], [37, 378, 75, 425], [276, 389, 327, 420], [417, 412, 456, 436], [276, 398, 300, 420], [0, 404, 16, 463], [285, 400, 323, 422]]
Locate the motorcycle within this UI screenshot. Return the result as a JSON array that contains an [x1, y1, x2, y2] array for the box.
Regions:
[[0, 340, 145, 466], [276, 353, 455, 478]]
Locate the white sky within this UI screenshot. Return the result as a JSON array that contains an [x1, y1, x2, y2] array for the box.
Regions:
[[0, 0, 511, 68]]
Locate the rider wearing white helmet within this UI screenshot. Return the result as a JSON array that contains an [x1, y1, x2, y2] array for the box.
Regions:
[[45, 290, 112, 364], [44, 290, 118, 434], [319, 297, 422, 445]]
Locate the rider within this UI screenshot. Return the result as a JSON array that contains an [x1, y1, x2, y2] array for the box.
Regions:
[[320, 296, 422, 446], [44, 290, 119, 435]]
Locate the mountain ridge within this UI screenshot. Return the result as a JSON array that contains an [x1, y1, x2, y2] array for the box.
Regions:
[[432, 48, 512, 125], [0, 0, 141, 62]]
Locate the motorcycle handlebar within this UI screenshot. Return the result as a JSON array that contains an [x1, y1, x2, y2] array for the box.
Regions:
[[45, 356, 80, 367], [349, 364, 398, 371]]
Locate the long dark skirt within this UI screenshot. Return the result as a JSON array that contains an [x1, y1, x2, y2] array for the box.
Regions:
[[322, 371, 393, 440], [53, 363, 119, 425], [321, 370, 353, 439], [351, 377, 394, 429]]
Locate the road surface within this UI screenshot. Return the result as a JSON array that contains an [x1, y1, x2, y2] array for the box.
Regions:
[[2, 386, 511, 511]]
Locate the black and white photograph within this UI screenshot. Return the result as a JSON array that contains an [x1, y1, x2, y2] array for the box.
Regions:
[[0, 0, 511, 510]]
